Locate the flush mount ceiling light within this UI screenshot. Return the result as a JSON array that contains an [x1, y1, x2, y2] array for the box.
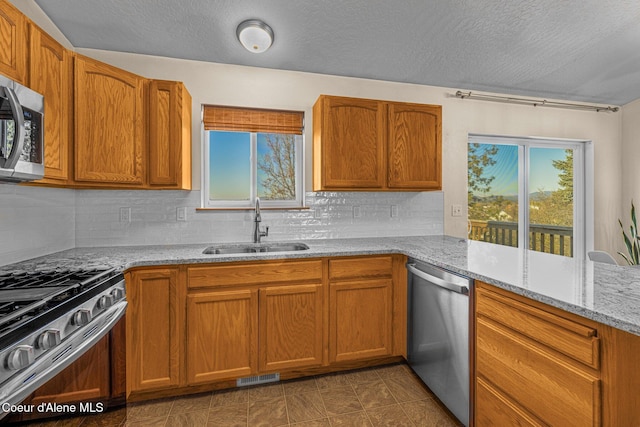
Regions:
[[236, 19, 274, 53]]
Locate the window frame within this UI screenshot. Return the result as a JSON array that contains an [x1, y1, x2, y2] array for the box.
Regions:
[[201, 124, 305, 209]]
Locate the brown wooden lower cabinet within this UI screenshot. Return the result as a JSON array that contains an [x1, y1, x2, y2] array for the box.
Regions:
[[126, 268, 183, 394], [259, 283, 324, 371], [186, 289, 259, 384], [329, 279, 393, 362], [476, 315, 601, 426], [475, 281, 640, 427], [126, 255, 407, 401], [475, 377, 545, 427]]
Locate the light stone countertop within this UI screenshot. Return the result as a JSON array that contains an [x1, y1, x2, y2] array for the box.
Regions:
[[3, 235, 640, 337]]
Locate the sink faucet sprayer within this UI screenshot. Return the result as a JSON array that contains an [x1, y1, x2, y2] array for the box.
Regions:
[[253, 197, 269, 243]]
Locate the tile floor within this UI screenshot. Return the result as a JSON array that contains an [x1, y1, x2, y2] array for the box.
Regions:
[[27, 363, 462, 427]]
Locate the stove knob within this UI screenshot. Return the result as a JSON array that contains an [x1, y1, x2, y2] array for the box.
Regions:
[[97, 294, 114, 310], [72, 309, 92, 326], [37, 329, 61, 350], [110, 288, 125, 301], [6, 345, 35, 370]]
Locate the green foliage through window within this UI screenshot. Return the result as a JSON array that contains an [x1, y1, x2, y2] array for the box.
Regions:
[[468, 138, 578, 258]]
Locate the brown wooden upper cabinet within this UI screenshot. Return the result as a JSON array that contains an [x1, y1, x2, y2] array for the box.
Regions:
[[0, 0, 27, 84], [68, 58, 192, 188], [29, 24, 72, 184], [148, 80, 192, 189], [74, 54, 146, 186], [313, 95, 442, 191]]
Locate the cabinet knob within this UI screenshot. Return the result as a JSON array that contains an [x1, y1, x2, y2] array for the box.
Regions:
[[37, 329, 61, 350], [6, 345, 35, 370]]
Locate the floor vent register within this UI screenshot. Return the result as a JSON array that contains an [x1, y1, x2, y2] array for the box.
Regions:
[[236, 373, 280, 387]]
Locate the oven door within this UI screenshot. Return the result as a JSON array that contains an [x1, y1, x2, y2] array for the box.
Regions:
[[0, 301, 127, 419]]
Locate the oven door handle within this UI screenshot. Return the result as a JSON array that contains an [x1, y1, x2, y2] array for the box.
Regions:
[[0, 86, 25, 170]]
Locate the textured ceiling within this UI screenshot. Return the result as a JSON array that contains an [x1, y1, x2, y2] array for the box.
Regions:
[[34, 0, 640, 105]]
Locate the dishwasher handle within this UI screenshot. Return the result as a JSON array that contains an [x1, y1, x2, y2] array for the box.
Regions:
[[407, 263, 469, 295]]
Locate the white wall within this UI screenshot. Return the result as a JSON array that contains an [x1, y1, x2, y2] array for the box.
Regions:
[[620, 99, 640, 258], [75, 48, 624, 254]]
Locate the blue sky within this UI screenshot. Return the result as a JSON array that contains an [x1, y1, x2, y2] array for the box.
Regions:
[[209, 131, 250, 200], [208, 131, 281, 200], [471, 144, 569, 197]]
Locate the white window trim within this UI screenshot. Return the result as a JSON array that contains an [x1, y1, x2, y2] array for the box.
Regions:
[[468, 133, 593, 261], [201, 128, 305, 209]]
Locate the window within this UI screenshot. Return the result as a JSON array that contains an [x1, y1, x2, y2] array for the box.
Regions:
[[202, 106, 304, 208], [467, 134, 588, 259]]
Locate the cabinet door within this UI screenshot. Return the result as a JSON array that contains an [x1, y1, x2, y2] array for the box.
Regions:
[[329, 279, 393, 362], [0, 1, 27, 83], [29, 24, 71, 183], [74, 55, 145, 185], [387, 102, 441, 189], [29, 333, 110, 405], [186, 290, 258, 384], [259, 284, 324, 372], [127, 269, 181, 393], [148, 80, 191, 189], [313, 96, 385, 189]]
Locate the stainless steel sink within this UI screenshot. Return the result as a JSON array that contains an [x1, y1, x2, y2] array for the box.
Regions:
[[202, 242, 310, 255]]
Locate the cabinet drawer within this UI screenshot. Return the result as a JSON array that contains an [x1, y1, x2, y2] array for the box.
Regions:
[[329, 256, 393, 280], [476, 377, 544, 427], [188, 260, 323, 289], [476, 286, 599, 369], [477, 317, 601, 427]]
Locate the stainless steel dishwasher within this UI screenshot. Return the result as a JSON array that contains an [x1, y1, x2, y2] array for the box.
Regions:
[[407, 259, 472, 427]]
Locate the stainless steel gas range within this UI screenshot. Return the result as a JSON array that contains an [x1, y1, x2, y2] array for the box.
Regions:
[[0, 268, 126, 419]]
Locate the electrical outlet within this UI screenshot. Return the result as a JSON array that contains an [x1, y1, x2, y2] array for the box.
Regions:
[[314, 209, 323, 219], [451, 204, 463, 217], [119, 207, 131, 223], [177, 207, 187, 221], [353, 206, 361, 218], [390, 205, 399, 218]]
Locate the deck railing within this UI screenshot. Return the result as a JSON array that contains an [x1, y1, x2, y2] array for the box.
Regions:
[[469, 220, 573, 257]]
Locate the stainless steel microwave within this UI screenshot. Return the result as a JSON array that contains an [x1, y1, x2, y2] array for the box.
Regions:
[[0, 75, 44, 183]]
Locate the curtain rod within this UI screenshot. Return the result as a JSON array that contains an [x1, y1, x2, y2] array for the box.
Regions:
[[454, 90, 619, 113]]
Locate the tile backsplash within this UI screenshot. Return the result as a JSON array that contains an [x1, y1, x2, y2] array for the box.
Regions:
[[0, 185, 75, 266], [1, 186, 443, 265], [75, 190, 444, 247]]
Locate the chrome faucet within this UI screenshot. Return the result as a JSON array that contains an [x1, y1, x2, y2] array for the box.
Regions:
[[253, 197, 269, 243]]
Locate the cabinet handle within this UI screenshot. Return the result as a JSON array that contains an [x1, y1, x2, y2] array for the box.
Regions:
[[407, 263, 470, 295]]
